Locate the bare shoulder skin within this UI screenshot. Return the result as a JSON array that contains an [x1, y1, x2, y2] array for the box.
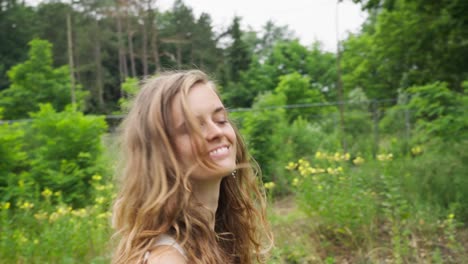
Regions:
[[146, 246, 186, 264]]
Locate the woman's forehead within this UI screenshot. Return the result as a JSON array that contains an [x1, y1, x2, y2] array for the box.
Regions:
[[186, 83, 223, 114], [170, 82, 224, 124]]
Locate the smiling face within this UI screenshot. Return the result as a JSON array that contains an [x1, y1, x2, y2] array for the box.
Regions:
[[171, 82, 237, 181]]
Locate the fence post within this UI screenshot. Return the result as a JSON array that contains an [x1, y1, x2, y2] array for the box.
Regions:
[[372, 100, 379, 159], [404, 104, 411, 154]]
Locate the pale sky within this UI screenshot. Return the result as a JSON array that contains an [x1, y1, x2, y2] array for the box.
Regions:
[[28, 0, 368, 52], [159, 0, 368, 52]]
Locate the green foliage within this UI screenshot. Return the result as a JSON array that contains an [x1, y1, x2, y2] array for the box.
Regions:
[[290, 156, 378, 244], [0, 4, 38, 89], [0, 174, 113, 263], [26, 104, 107, 207], [117, 77, 139, 113], [224, 40, 336, 109], [406, 82, 467, 142], [227, 16, 251, 82], [342, 0, 468, 101], [285, 118, 329, 159], [222, 57, 276, 108], [275, 72, 328, 122], [240, 92, 289, 188], [0, 39, 86, 120], [397, 140, 468, 219], [0, 114, 28, 201]]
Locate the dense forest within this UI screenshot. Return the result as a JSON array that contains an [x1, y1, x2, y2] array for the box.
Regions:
[[1, 0, 465, 119], [1, 0, 468, 262]]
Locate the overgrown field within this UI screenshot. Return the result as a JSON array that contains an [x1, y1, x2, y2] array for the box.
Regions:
[[1, 81, 468, 263]]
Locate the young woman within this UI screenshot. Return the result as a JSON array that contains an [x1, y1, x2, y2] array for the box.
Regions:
[[112, 70, 273, 264]]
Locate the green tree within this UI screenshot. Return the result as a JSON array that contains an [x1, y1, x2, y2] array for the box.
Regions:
[[227, 16, 251, 82], [158, 0, 197, 69], [0, 39, 86, 120], [407, 82, 468, 142], [241, 91, 288, 185], [27, 103, 107, 207], [342, 0, 468, 100], [222, 56, 276, 108], [0, 3, 38, 89], [191, 13, 221, 72], [274, 72, 328, 122], [306, 42, 337, 101]]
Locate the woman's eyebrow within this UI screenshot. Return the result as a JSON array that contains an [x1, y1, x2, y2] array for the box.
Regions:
[[213, 106, 226, 115]]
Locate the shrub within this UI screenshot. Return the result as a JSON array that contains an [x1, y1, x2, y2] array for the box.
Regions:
[[25, 104, 108, 207]]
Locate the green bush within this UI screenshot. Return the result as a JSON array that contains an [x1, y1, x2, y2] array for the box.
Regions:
[[407, 82, 466, 142], [391, 140, 468, 219], [25, 104, 108, 207], [240, 92, 290, 192], [0, 109, 29, 202], [0, 39, 87, 120], [289, 154, 378, 246]]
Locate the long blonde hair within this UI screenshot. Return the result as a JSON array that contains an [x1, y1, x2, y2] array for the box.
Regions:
[[112, 70, 272, 263]]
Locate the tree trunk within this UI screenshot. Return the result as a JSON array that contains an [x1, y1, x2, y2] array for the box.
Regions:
[[141, 3, 148, 76], [94, 19, 105, 109], [176, 44, 182, 69], [117, 0, 128, 82], [126, 6, 137, 77], [67, 12, 76, 107], [148, 1, 161, 73]]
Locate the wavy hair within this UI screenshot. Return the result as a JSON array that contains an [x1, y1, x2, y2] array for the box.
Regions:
[[112, 70, 273, 264]]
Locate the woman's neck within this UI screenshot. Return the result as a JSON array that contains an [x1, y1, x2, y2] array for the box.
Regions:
[[191, 178, 222, 230]]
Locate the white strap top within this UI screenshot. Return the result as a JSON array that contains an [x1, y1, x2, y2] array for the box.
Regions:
[[143, 234, 186, 263]]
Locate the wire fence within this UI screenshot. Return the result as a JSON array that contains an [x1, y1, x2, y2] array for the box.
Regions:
[[2, 98, 467, 157]]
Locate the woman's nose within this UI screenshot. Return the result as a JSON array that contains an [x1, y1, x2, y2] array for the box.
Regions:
[[204, 121, 222, 141]]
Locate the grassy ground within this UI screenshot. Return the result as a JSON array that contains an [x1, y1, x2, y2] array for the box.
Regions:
[[268, 196, 468, 264]]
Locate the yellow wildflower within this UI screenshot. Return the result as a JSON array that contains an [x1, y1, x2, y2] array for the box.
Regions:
[[315, 151, 322, 159], [41, 188, 53, 198], [343, 153, 351, 161], [1, 202, 10, 210], [92, 175, 102, 181], [34, 212, 48, 221], [95, 185, 105, 191], [285, 162, 297, 170], [411, 146, 423, 156], [19, 201, 34, 210], [264, 182, 276, 190], [95, 197, 106, 204], [353, 157, 365, 165], [97, 213, 108, 219], [333, 152, 341, 161], [71, 208, 87, 218], [56, 206, 69, 215], [49, 212, 60, 222], [292, 178, 299, 186], [377, 153, 393, 161]]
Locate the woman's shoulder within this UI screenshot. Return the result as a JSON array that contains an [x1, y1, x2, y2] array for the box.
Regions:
[[145, 246, 186, 264]]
